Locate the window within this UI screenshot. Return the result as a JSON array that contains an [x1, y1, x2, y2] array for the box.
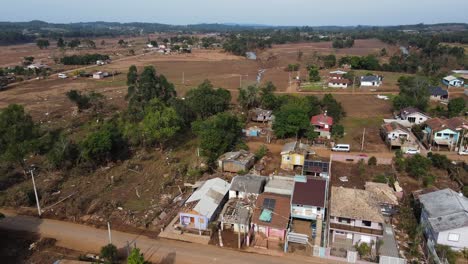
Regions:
[[362, 220, 372, 227], [436, 133, 442, 137], [338, 217, 351, 224], [448, 233, 460, 242]]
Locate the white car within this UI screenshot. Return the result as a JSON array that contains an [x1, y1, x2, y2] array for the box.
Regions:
[[458, 149, 468, 156], [58, 73, 68, 79], [332, 144, 351, 152], [405, 148, 420, 155]]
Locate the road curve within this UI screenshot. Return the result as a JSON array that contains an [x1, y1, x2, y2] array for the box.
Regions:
[[0, 213, 337, 264]]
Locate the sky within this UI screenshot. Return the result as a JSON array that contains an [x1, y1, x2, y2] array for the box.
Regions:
[[2, 0, 468, 26]]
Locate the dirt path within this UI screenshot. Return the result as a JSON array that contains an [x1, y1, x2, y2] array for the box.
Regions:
[[0, 212, 342, 264]]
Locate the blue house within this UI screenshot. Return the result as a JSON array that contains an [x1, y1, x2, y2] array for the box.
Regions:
[[424, 117, 466, 151]]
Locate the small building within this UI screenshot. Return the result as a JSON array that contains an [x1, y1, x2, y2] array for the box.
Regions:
[[264, 176, 295, 196], [419, 188, 468, 251], [96, 60, 106, 66], [291, 176, 327, 221], [250, 108, 273, 122], [280, 141, 313, 170], [220, 199, 251, 233], [252, 192, 291, 240], [360, 75, 382, 87], [380, 122, 419, 152], [302, 160, 330, 178], [329, 187, 384, 247], [218, 150, 255, 173], [365, 182, 399, 215], [179, 178, 230, 231], [399, 107, 431, 126], [92, 71, 109, 79], [310, 113, 333, 139], [443, 75, 464, 87], [246, 52, 257, 60], [243, 126, 262, 137], [428, 86, 448, 102], [229, 175, 267, 200], [27, 63, 49, 70]]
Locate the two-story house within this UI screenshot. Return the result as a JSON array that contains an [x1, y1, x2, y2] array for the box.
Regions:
[[280, 141, 313, 170], [424, 117, 467, 151], [380, 122, 419, 152], [330, 187, 384, 247], [310, 113, 334, 139], [419, 188, 468, 251]]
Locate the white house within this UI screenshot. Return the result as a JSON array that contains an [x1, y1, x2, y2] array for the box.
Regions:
[[360, 75, 382, 87], [328, 79, 350, 88], [443, 75, 464, 87], [228, 175, 266, 200], [419, 189, 468, 251], [384, 107, 431, 128]]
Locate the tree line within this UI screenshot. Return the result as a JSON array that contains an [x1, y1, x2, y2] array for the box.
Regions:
[[60, 54, 110, 65]]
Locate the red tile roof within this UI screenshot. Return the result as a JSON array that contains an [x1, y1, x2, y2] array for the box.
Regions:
[[292, 177, 327, 207], [311, 114, 333, 126]]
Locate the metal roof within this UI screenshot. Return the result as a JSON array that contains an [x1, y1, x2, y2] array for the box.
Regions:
[[186, 178, 231, 219], [230, 175, 266, 194]]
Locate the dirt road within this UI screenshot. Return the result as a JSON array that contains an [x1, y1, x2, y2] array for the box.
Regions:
[[0, 212, 339, 264]]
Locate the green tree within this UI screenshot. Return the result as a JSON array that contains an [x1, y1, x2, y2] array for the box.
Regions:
[[100, 244, 118, 264], [331, 124, 345, 138], [308, 65, 321, 82], [322, 54, 336, 68], [393, 76, 430, 111], [238, 85, 259, 110], [448, 97, 466, 117], [321, 94, 346, 123], [355, 242, 371, 258], [36, 39, 50, 49], [118, 39, 126, 47], [259, 82, 279, 110], [273, 101, 310, 138], [57, 37, 65, 48], [405, 154, 431, 179], [46, 133, 79, 169], [192, 113, 243, 163], [185, 80, 231, 119], [127, 65, 138, 86], [0, 104, 40, 168], [80, 121, 127, 164], [141, 99, 181, 149], [127, 248, 146, 264]]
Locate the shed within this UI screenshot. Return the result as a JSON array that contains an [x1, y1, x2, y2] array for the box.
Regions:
[[218, 150, 255, 173]]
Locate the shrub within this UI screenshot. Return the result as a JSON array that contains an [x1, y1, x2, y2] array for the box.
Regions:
[[100, 244, 118, 263], [373, 174, 387, 183], [423, 174, 436, 187], [255, 145, 268, 161], [368, 156, 377, 166]]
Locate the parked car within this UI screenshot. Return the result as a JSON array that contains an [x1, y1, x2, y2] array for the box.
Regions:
[[58, 73, 68, 79], [405, 148, 420, 155], [458, 149, 468, 155], [332, 144, 351, 152]]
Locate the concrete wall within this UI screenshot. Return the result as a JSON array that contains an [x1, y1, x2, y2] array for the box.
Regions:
[[291, 204, 323, 220], [179, 213, 209, 230], [437, 227, 468, 251]]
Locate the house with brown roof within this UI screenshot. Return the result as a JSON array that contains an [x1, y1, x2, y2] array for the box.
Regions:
[[252, 192, 291, 241], [423, 117, 467, 151], [380, 122, 419, 152], [328, 70, 350, 88], [329, 187, 384, 247], [291, 176, 327, 221]]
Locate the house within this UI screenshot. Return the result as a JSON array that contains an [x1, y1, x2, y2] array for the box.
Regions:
[[286, 176, 328, 248], [218, 150, 255, 173], [365, 182, 399, 216], [264, 176, 295, 196], [243, 126, 262, 137], [329, 187, 384, 247], [419, 188, 468, 251], [310, 113, 333, 139], [328, 70, 350, 88], [384, 107, 431, 128], [328, 78, 350, 89], [360, 75, 382, 87], [252, 192, 291, 240], [220, 199, 251, 234], [280, 141, 313, 170], [27, 63, 49, 70], [302, 160, 330, 178], [423, 117, 466, 151], [380, 122, 419, 152], [291, 176, 327, 221], [428, 86, 448, 102], [443, 75, 464, 87], [179, 178, 230, 231], [229, 175, 266, 200], [250, 108, 273, 122]]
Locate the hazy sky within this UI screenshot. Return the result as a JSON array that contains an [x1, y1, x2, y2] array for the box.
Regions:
[[2, 0, 468, 26]]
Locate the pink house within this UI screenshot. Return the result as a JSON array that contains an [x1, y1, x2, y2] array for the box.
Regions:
[[252, 192, 291, 241]]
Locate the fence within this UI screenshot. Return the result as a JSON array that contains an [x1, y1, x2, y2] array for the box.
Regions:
[[332, 154, 392, 165]]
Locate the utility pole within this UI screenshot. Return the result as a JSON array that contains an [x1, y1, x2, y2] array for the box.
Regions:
[[361, 128, 366, 151], [353, 76, 356, 94], [107, 222, 112, 244], [182, 72, 185, 85], [30, 169, 42, 217]]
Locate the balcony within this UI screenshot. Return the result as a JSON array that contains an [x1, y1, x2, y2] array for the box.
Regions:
[[330, 222, 383, 236]]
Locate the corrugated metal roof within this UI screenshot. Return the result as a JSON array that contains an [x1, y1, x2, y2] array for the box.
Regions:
[[186, 178, 230, 219]]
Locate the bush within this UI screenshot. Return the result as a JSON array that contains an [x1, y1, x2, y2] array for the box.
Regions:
[[429, 153, 451, 170], [100, 244, 118, 263], [61, 54, 110, 65], [255, 145, 268, 161], [368, 156, 377, 166], [423, 174, 436, 187], [373, 174, 387, 183]]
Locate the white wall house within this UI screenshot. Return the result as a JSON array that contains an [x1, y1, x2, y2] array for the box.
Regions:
[[419, 189, 468, 251], [443, 75, 464, 87], [360, 75, 382, 87]]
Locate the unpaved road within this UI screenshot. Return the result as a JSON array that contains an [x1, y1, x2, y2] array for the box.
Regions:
[[0, 212, 339, 264]]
